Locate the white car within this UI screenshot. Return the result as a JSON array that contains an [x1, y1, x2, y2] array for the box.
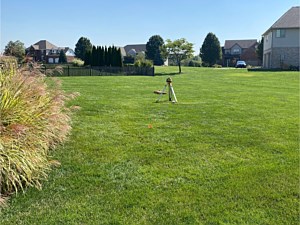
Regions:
[[235, 61, 247, 68]]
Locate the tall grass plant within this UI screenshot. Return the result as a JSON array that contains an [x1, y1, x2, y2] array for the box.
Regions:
[[0, 58, 76, 201]]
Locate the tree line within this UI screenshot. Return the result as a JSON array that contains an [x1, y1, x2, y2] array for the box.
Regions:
[[4, 34, 264, 73], [73, 33, 226, 73]]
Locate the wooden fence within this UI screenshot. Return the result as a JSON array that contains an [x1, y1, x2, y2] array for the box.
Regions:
[[43, 66, 155, 76]]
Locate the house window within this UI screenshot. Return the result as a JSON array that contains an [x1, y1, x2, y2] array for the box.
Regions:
[[233, 49, 240, 54], [276, 29, 285, 38]]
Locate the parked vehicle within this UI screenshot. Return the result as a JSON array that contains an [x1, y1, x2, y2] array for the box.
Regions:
[[235, 61, 247, 68]]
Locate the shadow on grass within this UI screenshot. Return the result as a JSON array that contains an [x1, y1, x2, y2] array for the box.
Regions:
[[155, 72, 180, 76]]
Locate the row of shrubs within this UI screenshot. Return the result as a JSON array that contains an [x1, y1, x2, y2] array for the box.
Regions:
[[71, 57, 154, 68], [0, 57, 77, 203]]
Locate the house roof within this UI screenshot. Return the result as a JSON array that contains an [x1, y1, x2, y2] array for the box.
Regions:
[[224, 39, 257, 49], [263, 6, 300, 35], [124, 44, 146, 54], [32, 40, 58, 50]]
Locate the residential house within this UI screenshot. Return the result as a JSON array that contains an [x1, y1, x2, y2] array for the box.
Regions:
[[223, 39, 260, 66], [26, 40, 75, 63], [262, 6, 300, 69]]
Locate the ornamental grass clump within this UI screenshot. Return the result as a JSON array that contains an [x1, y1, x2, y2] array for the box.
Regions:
[[0, 58, 77, 200]]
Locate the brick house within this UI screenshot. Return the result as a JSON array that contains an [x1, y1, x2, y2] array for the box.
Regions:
[[262, 6, 300, 69], [26, 40, 75, 63], [222, 39, 260, 67]]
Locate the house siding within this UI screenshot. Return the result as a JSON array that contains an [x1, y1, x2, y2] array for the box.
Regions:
[[263, 28, 300, 68], [270, 47, 300, 68], [264, 32, 273, 51], [272, 28, 300, 47], [240, 47, 261, 66], [262, 7, 300, 69]]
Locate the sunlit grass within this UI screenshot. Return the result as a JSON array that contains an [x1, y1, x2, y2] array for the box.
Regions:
[[0, 67, 299, 224]]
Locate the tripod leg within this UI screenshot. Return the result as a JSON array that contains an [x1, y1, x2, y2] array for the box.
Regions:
[[156, 85, 167, 102], [170, 86, 177, 102]]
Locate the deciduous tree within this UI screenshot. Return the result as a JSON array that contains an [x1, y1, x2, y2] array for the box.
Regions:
[[161, 38, 194, 73], [4, 40, 25, 62]]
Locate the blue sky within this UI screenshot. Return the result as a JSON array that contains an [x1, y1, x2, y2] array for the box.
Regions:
[[1, 0, 299, 54]]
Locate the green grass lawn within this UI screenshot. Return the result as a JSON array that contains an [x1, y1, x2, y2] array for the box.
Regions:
[[0, 67, 299, 224]]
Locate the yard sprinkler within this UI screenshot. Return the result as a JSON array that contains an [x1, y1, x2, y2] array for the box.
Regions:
[[154, 77, 178, 103]]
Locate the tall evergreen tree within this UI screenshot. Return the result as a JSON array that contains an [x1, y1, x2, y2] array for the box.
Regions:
[[58, 49, 67, 63], [84, 50, 92, 66], [104, 46, 109, 66], [112, 46, 121, 67], [111, 46, 116, 67], [75, 37, 93, 61], [146, 35, 165, 65], [116, 48, 123, 67], [91, 46, 98, 66], [107, 46, 112, 66], [96, 46, 101, 66], [99, 46, 105, 66], [200, 32, 222, 66], [256, 37, 264, 62]]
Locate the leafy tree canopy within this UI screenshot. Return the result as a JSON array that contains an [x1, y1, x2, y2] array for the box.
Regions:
[[200, 32, 222, 66], [4, 40, 25, 62], [146, 35, 165, 66], [161, 38, 194, 73], [75, 37, 92, 61]]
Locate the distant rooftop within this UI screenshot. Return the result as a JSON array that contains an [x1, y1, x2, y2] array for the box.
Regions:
[[124, 44, 146, 53], [224, 39, 257, 49], [263, 6, 300, 34], [31, 40, 58, 50]]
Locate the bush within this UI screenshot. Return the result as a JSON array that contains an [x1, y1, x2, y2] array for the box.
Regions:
[[134, 59, 153, 68], [72, 58, 84, 67], [181, 56, 202, 67], [123, 56, 135, 65], [202, 62, 210, 67], [0, 60, 78, 198], [212, 64, 222, 68], [188, 60, 202, 67]]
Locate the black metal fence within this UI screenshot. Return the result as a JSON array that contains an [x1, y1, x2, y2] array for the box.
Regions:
[[44, 66, 155, 76]]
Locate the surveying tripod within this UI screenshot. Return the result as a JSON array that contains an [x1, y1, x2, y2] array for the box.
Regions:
[[156, 77, 177, 103]]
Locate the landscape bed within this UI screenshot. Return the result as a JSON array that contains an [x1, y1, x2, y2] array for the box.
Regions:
[[0, 67, 299, 224]]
